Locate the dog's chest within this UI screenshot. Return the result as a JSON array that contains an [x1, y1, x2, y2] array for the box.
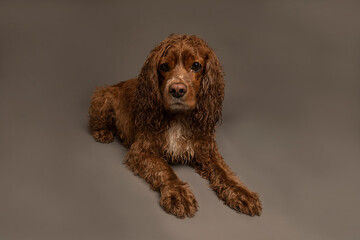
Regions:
[[165, 121, 194, 161]]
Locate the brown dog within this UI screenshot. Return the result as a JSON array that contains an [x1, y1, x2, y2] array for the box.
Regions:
[[89, 34, 262, 218]]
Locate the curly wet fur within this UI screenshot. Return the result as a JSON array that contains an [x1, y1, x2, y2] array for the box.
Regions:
[[89, 34, 262, 218]]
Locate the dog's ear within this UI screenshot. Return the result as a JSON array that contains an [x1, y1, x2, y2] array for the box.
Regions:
[[192, 50, 225, 134], [134, 35, 183, 132], [134, 47, 164, 132]]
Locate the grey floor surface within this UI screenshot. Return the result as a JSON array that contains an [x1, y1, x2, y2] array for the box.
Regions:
[[1, 1, 359, 240]]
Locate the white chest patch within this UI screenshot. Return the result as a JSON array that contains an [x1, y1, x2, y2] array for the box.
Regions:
[[165, 121, 194, 162]]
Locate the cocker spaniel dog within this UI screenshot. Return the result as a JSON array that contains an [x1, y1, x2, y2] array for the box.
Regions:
[[89, 34, 262, 218]]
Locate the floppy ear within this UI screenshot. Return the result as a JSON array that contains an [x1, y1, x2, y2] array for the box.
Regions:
[[134, 48, 164, 132], [192, 51, 225, 134], [134, 35, 184, 132]]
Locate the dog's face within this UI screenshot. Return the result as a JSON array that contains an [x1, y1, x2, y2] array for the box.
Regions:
[[158, 45, 206, 112]]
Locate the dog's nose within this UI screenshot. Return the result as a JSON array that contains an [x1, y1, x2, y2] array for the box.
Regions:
[[169, 83, 187, 98]]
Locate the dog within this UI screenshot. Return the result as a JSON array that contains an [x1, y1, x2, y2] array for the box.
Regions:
[[89, 34, 262, 218]]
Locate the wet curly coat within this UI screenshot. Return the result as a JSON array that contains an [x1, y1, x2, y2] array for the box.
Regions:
[[89, 34, 262, 218]]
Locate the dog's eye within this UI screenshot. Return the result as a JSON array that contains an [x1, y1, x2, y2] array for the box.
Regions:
[[191, 62, 202, 72], [159, 63, 170, 72]]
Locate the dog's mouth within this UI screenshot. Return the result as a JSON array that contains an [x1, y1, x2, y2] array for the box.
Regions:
[[163, 92, 196, 112], [169, 102, 191, 111]]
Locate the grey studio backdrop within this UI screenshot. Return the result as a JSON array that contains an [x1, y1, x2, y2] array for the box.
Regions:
[[0, 1, 359, 240]]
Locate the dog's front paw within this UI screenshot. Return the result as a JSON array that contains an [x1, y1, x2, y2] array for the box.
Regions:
[[224, 187, 262, 216], [92, 130, 114, 143], [160, 182, 198, 218]]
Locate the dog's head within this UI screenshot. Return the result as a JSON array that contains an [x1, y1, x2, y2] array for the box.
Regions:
[[157, 39, 205, 112], [135, 34, 224, 133]]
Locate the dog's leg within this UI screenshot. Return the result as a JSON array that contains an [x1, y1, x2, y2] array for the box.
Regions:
[[88, 86, 117, 143], [193, 147, 262, 216], [126, 144, 198, 218]]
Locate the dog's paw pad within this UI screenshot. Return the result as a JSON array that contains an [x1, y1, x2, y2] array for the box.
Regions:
[[92, 130, 114, 143], [160, 183, 198, 218]]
